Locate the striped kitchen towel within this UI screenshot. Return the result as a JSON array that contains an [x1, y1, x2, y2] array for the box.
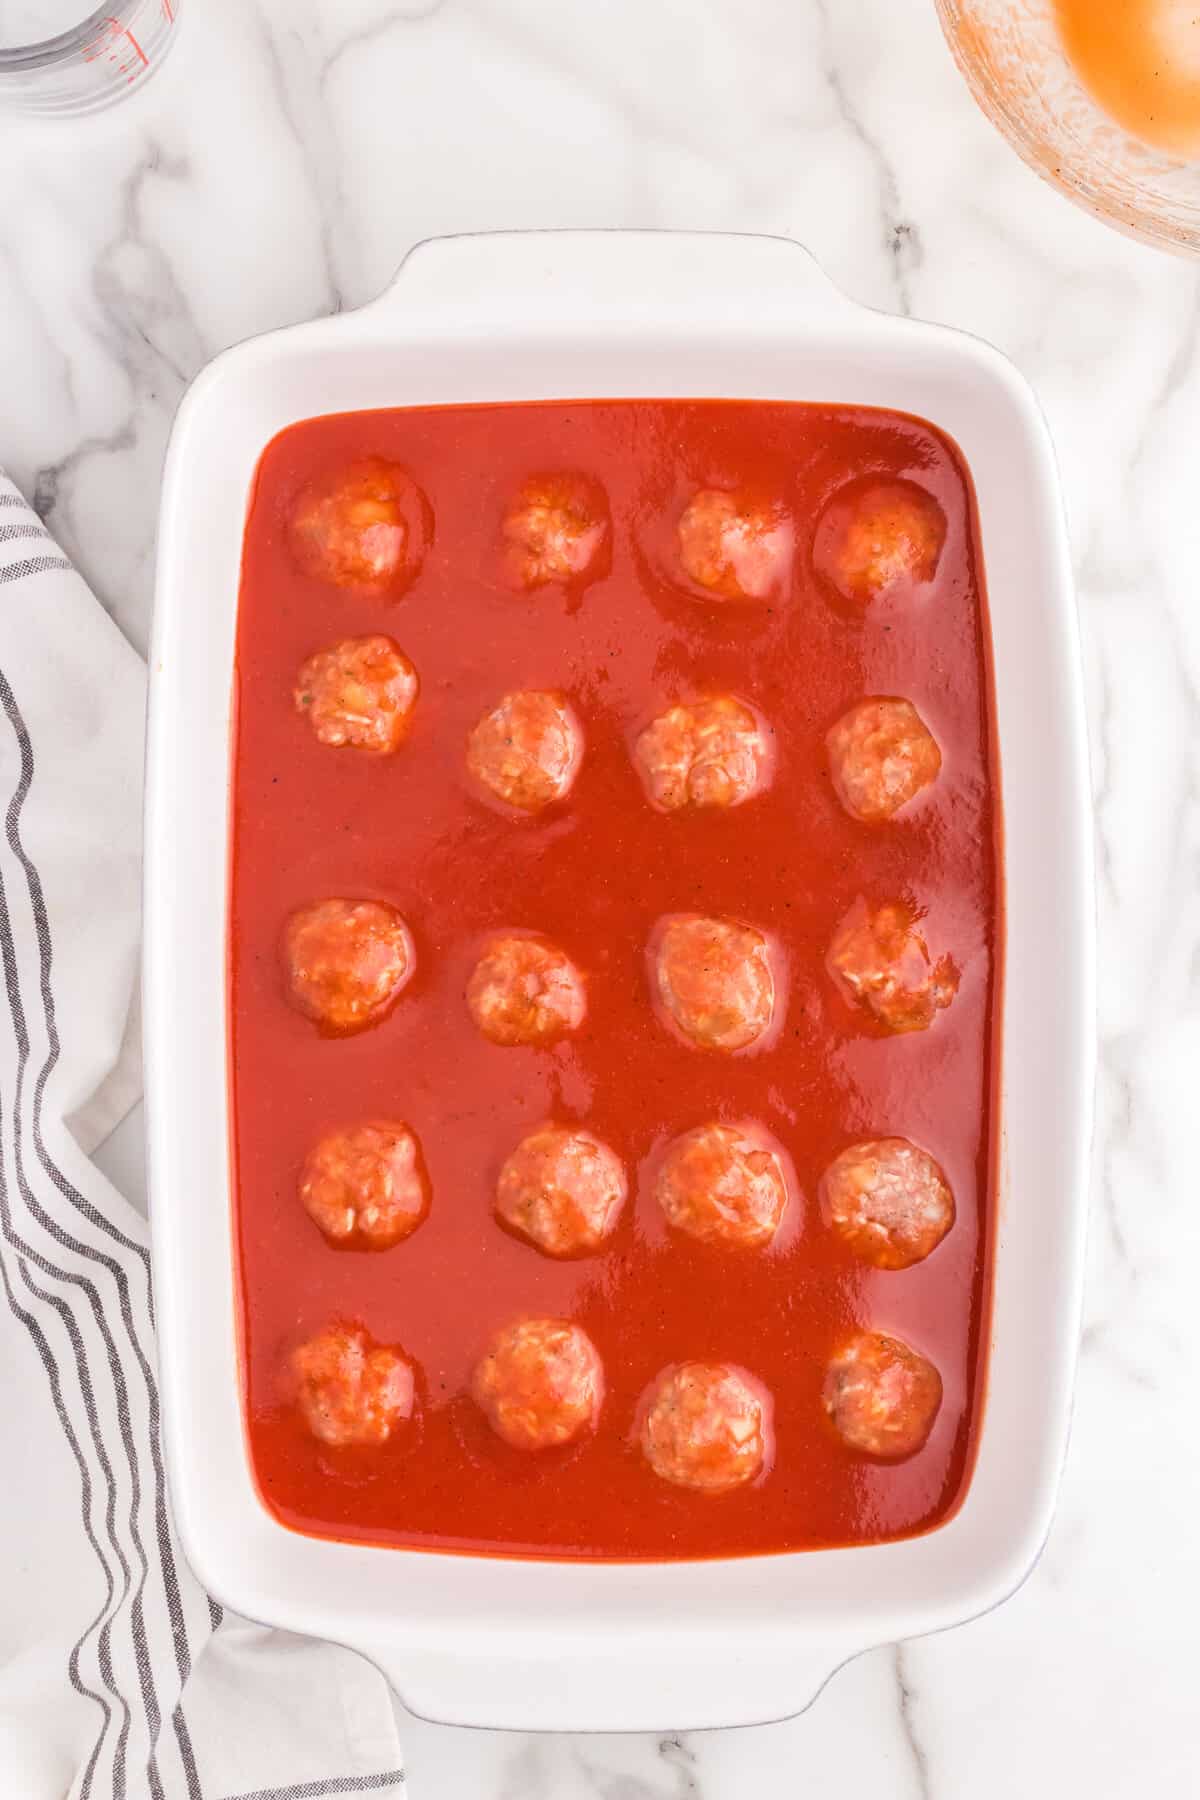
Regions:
[[0, 473, 405, 1800]]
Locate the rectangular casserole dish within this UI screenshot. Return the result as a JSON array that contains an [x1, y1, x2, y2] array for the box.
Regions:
[[145, 230, 1094, 1732]]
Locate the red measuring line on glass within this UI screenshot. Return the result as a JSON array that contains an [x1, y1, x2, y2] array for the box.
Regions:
[[80, 15, 149, 80]]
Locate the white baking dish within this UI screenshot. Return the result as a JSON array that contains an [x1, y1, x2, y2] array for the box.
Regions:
[[144, 231, 1094, 1732]]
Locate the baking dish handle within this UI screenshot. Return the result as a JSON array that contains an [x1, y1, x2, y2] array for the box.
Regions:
[[360, 229, 855, 332], [354, 1627, 862, 1734]]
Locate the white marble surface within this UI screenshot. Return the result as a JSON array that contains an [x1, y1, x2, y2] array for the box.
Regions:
[[5, 0, 1200, 1793]]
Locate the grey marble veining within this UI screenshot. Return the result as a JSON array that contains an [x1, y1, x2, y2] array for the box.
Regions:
[[9, 0, 1200, 1793]]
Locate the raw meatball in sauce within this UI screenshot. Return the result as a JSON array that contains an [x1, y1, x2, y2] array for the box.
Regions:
[[824, 1331, 942, 1460], [466, 690, 583, 813], [826, 697, 941, 823], [501, 472, 609, 589], [283, 898, 415, 1034], [287, 457, 429, 595], [299, 1121, 429, 1250], [472, 1318, 603, 1450], [822, 1137, 954, 1270], [294, 635, 418, 754], [290, 1323, 415, 1448], [827, 899, 958, 1034], [652, 913, 777, 1053], [813, 478, 946, 610], [495, 1123, 627, 1258], [676, 487, 794, 603], [656, 1123, 789, 1249], [466, 934, 585, 1046], [638, 1362, 771, 1494], [634, 696, 771, 812]]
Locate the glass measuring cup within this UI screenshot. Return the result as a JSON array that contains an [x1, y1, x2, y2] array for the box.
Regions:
[[0, 1, 182, 115]]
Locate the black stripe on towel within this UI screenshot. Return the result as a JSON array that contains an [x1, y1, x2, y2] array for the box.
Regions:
[[0, 554, 72, 583], [0, 663, 205, 1795], [0, 1143, 128, 1800], [0, 673, 170, 1797], [3, 684, 204, 1788], [227, 1772, 405, 1800], [0, 911, 133, 1795]]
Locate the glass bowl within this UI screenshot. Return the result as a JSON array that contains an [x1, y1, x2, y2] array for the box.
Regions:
[[934, 0, 1200, 255]]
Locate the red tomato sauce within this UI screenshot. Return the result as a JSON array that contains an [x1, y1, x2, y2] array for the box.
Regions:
[[230, 399, 1001, 1560]]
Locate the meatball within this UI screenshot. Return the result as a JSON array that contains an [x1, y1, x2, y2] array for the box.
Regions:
[[823, 1331, 942, 1460], [471, 1317, 603, 1450], [813, 478, 946, 610], [288, 457, 429, 595], [826, 697, 941, 823], [495, 1123, 627, 1258], [634, 696, 771, 813], [466, 690, 583, 813], [638, 1362, 771, 1494], [655, 1123, 789, 1249], [502, 472, 609, 589], [827, 900, 958, 1034], [466, 934, 586, 1046], [676, 488, 794, 603], [652, 913, 776, 1053], [283, 899, 415, 1034], [299, 1121, 429, 1251], [822, 1137, 954, 1270], [294, 635, 419, 754], [290, 1322, 414, 1447]]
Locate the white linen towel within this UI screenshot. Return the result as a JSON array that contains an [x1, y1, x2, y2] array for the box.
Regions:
[[0, 471, 406, 1800]]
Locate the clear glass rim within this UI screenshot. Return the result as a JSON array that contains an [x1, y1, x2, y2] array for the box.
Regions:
[[0, 4, 129, 70]]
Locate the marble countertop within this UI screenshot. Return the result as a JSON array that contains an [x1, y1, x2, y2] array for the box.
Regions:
[[3, 0, 1197, 1793]]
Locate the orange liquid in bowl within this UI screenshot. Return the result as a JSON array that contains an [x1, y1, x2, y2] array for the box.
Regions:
[[1054, 0, 1200, 158]]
